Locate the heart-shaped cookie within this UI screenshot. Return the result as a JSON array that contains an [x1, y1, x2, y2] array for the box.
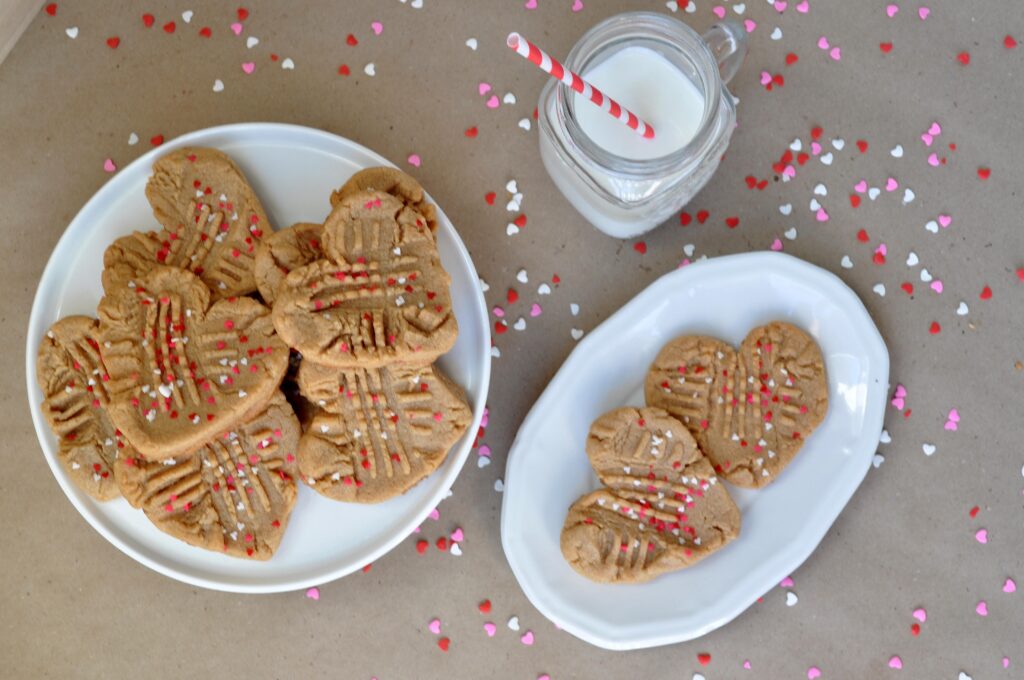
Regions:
[[97, 266, 288, 460], [645, 322, 828, 488], [103, 147, 270, 300], [561, 407, 741, 584], [330, 166, 438, 233], [296, 360, 471, 503], [253, 222, 324, 304], [272, 190, 457, 368], [36, 316, 136, 501], [115, 391, 299, 560]]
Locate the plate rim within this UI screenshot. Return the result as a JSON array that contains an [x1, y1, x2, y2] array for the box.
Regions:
[[500, 251, 889, 650], [25, 122, 491, 593]]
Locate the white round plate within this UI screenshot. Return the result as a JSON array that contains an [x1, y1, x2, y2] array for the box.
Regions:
[[501, 252, 888, 650], [26, 123, 490, 593]]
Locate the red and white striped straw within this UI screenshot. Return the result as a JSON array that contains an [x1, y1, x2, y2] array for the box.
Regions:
[[506, 31, 655, 140]]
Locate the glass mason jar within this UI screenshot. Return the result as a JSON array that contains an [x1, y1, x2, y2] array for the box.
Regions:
[[538, 12, 747, 239]]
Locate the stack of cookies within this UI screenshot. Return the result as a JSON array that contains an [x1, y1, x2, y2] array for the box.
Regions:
[[35, 149, 470, 560], [561, 322, 828, 583]]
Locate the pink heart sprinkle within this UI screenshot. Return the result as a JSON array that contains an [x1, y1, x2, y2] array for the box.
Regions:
[[885, 4, 899, 18], [520, 631, 535, 645], [807, 667, 821, 680], [796, 0, 809, 13], [242, 62, 255, 74], [744, 19, 757, 32], [1004, 658, 1010, 669], [486, 95, 500, 109], [451, 528, 464, 542], [876, 243, 888, 256], [816, 208, 829, 222], [483, 622, 497, 637], [539, 676, 551, 680], [429, 508, 440, 520], [760, 71, 772, 85], [892, 397, 905, 410], [530, 303, 542, 317], [817, 36, 830, 50], [770, 238, 783, 251], [930, 280, 943, 294], [773, 1, 787, 11], [854, 180, 868, 193], [230, 22, 243, 36], [888, 656, 903, 670], [744, 660, 752, 669], [975, 528, 988, 544], [103, 158, 117, 173], [1004, 578, 1017, 593], [921, 133, 934, 147], [571, 0, 583, 11], [938, 214, 952, 227], [712, 6, 726, 19], [305, 587, 320, 600], [407, 153, 421, 167], [829, 46, 841, 60], [481, 408, 489, 428], [478, 82, 491, 96], [912, 607, 927, 622], [885, 177, 899, 191], [928, 122, 942, 135], [780, 576, 795, 588], [895, 385, 907, 398], [810, 141, 822, 155], [493, 306, 505, 318], [927, 153, 940, 167], [428, 618, 442, 634], [918, 6, 930, 19], [783, 165, 796, 178], [371, 21, 383, 35], [524, 0, 537, 8], [479, 444, 492, 457], [976, 600, 988, 616]]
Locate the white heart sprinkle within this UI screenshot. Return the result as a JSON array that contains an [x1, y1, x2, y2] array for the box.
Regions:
[[868, 187, 881, 200], [820, 152, 834, 165], [959, 673, 973, 680], [920, 268, 933, 282], [411, 0, 423, 7], [831, 138, 845, 150], [364, 63, 376, 76], [571, 328, 584, 341], [693, 675, 706, 680], [569, 303, 580, 316], [507, 616, 520, 631], [513, 318, 526, 331], [516, 269, 528, 283], [922, 443, 936, 456], [450, 543, 463, 556], [466, 38, 478, 50], [684, 0, 696, 12], [873, 283, 886, 296], [956, 301, 969, 315], [841, 255, 853, 269], [666, 1, 679, 12], [247, 36, 259, 48], [537, 283, 551, 295], [494, 479, 504, 492], [779, 203, 793, 216], [809, 198, 822, 212], [506, 197, 522, 212], [879, 429, 892, 444], [872, 453, 885, 468], [683, 243, 695, 257], [506, 223, 520, 236], [890, 144, 904, 158], [903, 188, 915, 204], [479, 278, 490, 292], [925, 220, 939, 233], [282, 57, 295, 70], [490, 346, 501, 358], [518, 118, 532, 131], [212, 79, 224, 92], [906, 252, 919, 266], [784, 227, 797, 240], [770, 26, 783, 40], [128, 132, 139, 145], [65, 26, 79, 39], [786, 591, 798, 606], [502, 92, 517, 104], [477, 455, 490, 468], [506, 180, 518, 194], [813, 183, 828, 196], [790, 138, 802, 152]]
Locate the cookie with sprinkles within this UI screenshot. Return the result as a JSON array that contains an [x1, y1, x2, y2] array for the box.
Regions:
[[253, 222, 325, 304], [97, 266, 289, 461], [645, 322, 828, 488], [330, 166, 438, 233], [103, 147, 270, 301], [272, 190, 457, 368], [295, 360, 471, 503], [36, 316, 136, 501], [115, 392, 299, 560], [560, 407, 741, 584]]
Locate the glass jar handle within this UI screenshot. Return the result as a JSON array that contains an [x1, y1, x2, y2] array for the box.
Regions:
[[702, 21, 748, 85]]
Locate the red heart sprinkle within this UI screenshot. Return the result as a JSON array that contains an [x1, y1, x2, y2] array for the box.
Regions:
[[856, 140, 869, 153], [362, 563, 372, 572], [270, 53, 279, 61], [552, 274, 561, 284], [478, 599, 492, 613], [513, 214, 527, 228], [697, 653, 711, 666], [929, 321, 941, 334], [979, 285, 992, 300], [484, 192, 496, 205], [901, 282, 914, 295], [873, 251, 886, 265], [725, 216, 740, 229], [969, 505, 980, 518], [696, 210, 709, 224], [1016, 267, 1024, 282], [415, 539, 428, 554], [745, 176, 757, 189], [338, 64, 350, 75], [880, 42, 893, 53], [634, 241, 647, 254], [347, 34, 358, 46], [507, 288, 518, 304], [436, 537, 447, 551], [911, 623, 920, 636], [785, 52, 798, 65], [106, 36, 120, 49], [163, 21, 175, 33], [1005, 35, 1018, 49], [680, 211, 692, 226], [797, 152, 809, 165], [45, 3, 57, 16], [810, 126, 823, 140], [199, 26, 212, 37], [957, 51, 970, 65], [237, 7, 250, 20], [977, 167, 991, 180], [438, 637, 450, 652], [150, 134, 164, 146], [464, 126, 478, 138], [142, 13, 154, 27], [856, 229, 869, 242], [495, 321, 508, 334], [850, 194, 861, 208]]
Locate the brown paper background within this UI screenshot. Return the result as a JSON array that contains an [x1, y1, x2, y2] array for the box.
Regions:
[[1, 1, 1022, 678]]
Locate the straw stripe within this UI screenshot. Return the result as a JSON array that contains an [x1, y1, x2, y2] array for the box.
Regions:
[[506, 31, 656, 140]]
